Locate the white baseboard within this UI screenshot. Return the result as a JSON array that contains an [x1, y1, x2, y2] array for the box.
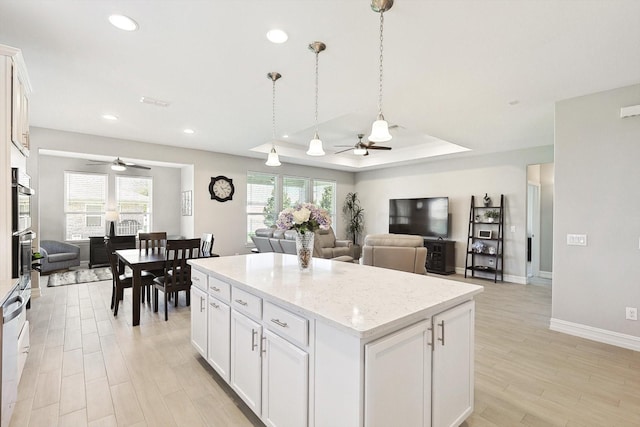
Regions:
[[454, 267, 526, 285], [550, 318, 640, 351], [539, 271, 552, 279]]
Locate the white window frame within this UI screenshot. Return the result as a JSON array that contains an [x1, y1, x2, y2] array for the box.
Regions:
[[115, 175, 153, 235], [64, 171, 108, 241]]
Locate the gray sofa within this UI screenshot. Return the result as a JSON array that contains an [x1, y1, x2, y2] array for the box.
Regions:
[[251, 227, 355, 260], [39, 240, 81, 274]]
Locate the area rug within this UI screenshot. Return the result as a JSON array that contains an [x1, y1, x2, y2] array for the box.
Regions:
[[46, 267, 112, 287]]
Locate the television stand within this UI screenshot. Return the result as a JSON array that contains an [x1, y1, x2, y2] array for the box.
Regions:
[[423, 238, 456, 275]]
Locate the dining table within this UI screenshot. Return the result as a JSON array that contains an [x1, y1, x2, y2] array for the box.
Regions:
[[115, 248, 220, 326]]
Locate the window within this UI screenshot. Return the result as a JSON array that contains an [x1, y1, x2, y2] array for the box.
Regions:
[[246, 172, 337, 245], [64, 172, 107, 240], [283, 176, 310, 209], [313, 180, 337, 227], [247, 172, 278, 243], [116, 176, 153, 235]]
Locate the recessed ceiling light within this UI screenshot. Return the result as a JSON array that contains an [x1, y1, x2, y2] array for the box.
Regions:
[[102, 114, 118, 121], [266, 29, 288, 44], [108, 14, 139, 32], [183, 129, 195, 134], [282, 134, 289, 138]]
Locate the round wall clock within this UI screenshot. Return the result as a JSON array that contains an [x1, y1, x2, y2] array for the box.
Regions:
[[209, 175, 235, 202]]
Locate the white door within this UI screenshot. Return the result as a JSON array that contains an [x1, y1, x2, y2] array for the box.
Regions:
[[432, 301, 475, 427], [208, 297, 230, 382], [262, 330, 309, 427], [230, 310, 262, 416], [190, 285, 207, 358], [527, 183, 541, 279], [364, 320, 431, 427]]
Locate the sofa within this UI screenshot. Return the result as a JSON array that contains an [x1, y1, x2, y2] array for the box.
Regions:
[[39, 240, 81, 274], [361, 234, 427, 274], [251, 227, 355, 260]]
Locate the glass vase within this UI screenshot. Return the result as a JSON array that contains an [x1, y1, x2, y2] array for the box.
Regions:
[[295, 231, 314, 271]]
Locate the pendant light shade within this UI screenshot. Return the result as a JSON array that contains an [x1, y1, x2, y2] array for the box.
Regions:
[[369, 0, 393, 143], [266, 147, 281, 166], [307, 41, 326, 156], [266, 72, 282, 167]]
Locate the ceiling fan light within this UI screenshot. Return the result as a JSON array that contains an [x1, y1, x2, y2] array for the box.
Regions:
[[307, 133, 325, 156], [369, 114, 392, 142], [265, 147, 281, 166], [354, 146, 367, 155], [111, 164, 126, 171], [108, 14, 139, 32]]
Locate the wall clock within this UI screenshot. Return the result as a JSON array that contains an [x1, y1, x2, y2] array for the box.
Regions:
[[209, 175, 235, 202]]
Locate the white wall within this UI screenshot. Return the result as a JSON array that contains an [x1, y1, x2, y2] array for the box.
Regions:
[[539, 163, 554, 273], [28, 127, 355, 258], [354, 146, 554, 282], [553, 83, 640, 343]]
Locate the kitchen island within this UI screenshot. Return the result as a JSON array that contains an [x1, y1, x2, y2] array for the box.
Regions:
[[189, 253, 483, 427]]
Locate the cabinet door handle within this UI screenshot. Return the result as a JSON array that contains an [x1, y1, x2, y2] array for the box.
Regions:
[[211, 286, 220, 292], [251, 329, 258, 351], [427, 326, 434, 350], [261, 336, 267, 354], [438, 320, 445, 346], [210, 301, 219, 309], [270, 318, 288, 328], [235, 299, 248, 306], [200, 296, 205, 312]]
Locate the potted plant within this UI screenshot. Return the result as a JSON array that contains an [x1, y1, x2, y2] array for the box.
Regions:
[[484, 209, 500, 223], [342, 192, 364, 245]]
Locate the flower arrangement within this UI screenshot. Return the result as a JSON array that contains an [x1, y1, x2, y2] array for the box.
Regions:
[[276, 203, 332, 234]]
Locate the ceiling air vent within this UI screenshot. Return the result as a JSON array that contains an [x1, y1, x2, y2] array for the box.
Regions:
[[620, 105, 640, 118], [140, 96, 170, 107]]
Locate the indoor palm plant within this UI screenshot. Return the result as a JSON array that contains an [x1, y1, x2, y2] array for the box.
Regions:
[[342, 192, 364, 245]]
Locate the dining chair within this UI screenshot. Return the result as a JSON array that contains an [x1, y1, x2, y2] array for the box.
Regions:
[[152, 238, 201, 321], [138, 231, 167, 253], [138, 231, 167, 301], [201, 233, 214, 257], [105, 239, 155, 316]]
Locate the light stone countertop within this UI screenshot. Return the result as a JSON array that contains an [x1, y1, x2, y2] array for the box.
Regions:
[[189, 253, 483, 338]]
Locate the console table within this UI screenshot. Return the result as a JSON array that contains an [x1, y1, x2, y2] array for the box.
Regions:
[[424, 238, 456, 275], [89, 235, 136, 268]]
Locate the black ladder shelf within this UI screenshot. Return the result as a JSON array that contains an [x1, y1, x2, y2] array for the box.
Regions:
[[464, 194, 504, 283]]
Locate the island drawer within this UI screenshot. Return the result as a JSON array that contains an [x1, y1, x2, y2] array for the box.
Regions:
[[191, 269, 207, 292], [264, 302, 308, 347], [208, 276, 230, 302], [231, 287, 262, 319]]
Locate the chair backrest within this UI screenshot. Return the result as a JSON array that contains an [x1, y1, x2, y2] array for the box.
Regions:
[[108, 235, 137, 251], [105, 240, 127, 287], [201, 233, 214, 256], [164, 238, 201, 287], [362, 233, 427, 274], [139, 232, 167, 253], [251, 228, 275, 253]]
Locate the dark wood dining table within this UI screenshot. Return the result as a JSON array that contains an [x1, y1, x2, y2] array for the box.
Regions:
[[115, 248, 220, 326], [115, 248, 166, 326]]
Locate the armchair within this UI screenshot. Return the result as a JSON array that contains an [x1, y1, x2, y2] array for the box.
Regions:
[[251, 228, 275, 253], [39, 240, 81, 274], [361, 234, 427, 274], [313, 227, 354, 259]]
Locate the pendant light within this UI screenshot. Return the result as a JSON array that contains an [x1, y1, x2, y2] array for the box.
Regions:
[[368, 0, 393, 143], [265, 72, 282, 167], [307, 41, 326, 156]]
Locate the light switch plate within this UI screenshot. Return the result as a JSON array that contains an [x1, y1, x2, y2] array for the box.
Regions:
[[567, 234, 587, 246]]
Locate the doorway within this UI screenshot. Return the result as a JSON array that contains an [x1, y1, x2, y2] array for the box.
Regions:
[[526, 163, 554, 286]]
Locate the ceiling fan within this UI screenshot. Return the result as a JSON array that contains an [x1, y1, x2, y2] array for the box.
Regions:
[[334, 134, 392, 156], [86, 157, 151, 171]]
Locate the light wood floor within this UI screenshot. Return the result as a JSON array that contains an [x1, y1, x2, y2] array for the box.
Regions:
[[12, 276, 640, 426]]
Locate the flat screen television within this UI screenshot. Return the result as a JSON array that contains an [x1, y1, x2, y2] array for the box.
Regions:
[[389, 197, 449, 239]]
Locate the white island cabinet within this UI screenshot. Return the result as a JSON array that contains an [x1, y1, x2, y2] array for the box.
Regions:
[[189, 253, 483, 427]]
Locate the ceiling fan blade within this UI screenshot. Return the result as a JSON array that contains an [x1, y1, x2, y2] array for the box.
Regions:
[[333, 145, 354, 148], [127, 164, 151, 170], [334, 147, 354, 155], [367, 146, 392, 150], [87, 160, 110, 165]]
